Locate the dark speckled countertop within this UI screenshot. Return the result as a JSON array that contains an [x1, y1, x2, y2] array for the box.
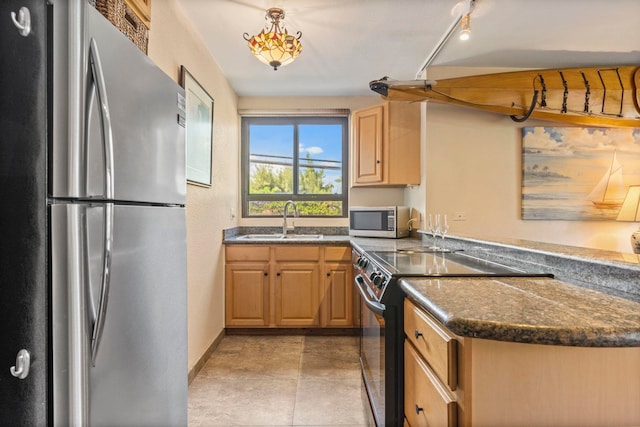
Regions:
[[224, 228, 640, 347], [400, 276, 640, 347]]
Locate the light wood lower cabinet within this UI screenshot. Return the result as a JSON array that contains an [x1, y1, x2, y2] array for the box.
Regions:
[[405, 341, 457, 427], [225, 246, 270, 326], [404, 299, 457, 427], [274, 261, 321, 326], [404, 298, 640, 427], [225, 245, 354, 328], [225, 262, 269, 326], [322, 246, 354, 327]]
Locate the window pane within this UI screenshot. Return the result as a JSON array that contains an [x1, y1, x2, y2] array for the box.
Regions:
[[241, 116, 348, 218], [298, 124, 343, 195], [247, 200, 343, 217], [248, 124, 294, 194], [296, 201, 343, 216]]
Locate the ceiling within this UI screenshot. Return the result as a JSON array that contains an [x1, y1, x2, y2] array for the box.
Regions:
[[177, 0, 640, 97]]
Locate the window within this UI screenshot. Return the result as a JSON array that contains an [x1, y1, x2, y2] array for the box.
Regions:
[[241, 116, 348, 217]]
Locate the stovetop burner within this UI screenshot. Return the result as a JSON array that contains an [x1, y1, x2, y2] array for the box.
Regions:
[[368, 250, 536, 277], [353, 248, 553, 304]]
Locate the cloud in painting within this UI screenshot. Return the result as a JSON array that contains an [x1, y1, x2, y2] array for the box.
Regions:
[[523, 127, 640, 154]]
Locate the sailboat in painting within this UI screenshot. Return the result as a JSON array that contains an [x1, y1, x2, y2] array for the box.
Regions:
[[587, 151, 627, 208]]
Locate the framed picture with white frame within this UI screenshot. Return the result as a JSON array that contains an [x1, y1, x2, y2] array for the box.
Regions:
[[180, 66, 213, 187]]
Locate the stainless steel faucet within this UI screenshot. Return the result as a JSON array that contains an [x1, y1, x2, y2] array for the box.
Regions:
[[283, 200, 298, 235]]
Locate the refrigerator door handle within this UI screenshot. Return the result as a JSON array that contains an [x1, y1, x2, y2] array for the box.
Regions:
[[87, 38, 115, 199], [90, 203, 114, 366]]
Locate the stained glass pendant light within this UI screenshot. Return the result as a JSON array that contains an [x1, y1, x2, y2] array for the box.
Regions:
[[243, 8, 302, 70]]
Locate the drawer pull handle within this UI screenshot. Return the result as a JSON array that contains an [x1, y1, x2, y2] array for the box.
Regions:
[[414, 329, 423, 339], [415, 404, 424, 414]]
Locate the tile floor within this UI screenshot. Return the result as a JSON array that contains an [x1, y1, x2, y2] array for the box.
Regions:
[[188, 335, 370, 427]]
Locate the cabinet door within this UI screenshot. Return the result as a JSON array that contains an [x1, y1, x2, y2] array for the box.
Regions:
[[275, 262, 321, 326], [225, 262, 269, 326], [322, 262, 354, 327], [405, 341, 457, 427], [353, 104, 385, 184], [125, 0, 151, 27]]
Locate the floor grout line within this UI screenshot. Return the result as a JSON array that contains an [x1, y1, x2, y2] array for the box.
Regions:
[[188, 335, 367, 427]]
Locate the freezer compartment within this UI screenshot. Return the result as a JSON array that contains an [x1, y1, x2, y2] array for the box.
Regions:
[[51, 5, 186, 205], [52, 203, 187, 426]]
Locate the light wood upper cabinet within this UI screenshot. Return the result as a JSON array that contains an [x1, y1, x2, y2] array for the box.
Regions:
[[125, 0, 151, 28], [351, 102, 421, 186]]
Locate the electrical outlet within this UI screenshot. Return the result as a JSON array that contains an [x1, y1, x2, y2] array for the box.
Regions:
[[453, 211, 466, 221]]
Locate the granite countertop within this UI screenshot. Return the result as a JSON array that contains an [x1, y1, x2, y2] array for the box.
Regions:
[[400, 276, 640, 347], [223, 234, 352, 245], [223, 228, 640, 346], [223, 226, 352, 245], [223, 229, 423, 246]]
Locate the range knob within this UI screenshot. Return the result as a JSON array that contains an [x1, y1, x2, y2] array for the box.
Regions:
[[359, 257, 369, 269], [369, 271, 378, 282], [373, 274, 384, 288]]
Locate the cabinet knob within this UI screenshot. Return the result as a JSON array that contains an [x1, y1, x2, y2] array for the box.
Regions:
[[415, 404, 424, 414], [326, 272, 331, 277], [264, 272, 268, 276], [277, 272, 281, 276], [376, 160, 380, 164], [414, 329, 423, 339]]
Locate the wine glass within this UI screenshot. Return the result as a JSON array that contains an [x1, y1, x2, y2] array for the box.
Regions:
[[428, 213, 439, 249], [439, 214, 449, 248]]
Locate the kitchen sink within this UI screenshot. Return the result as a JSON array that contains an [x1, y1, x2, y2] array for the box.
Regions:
[[237, 233, 323, 240], [281, 234, 323, 240], [236, 234, 282, 240]]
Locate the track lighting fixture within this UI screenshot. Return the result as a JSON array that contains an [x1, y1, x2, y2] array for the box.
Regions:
[[459, 12, 471, 41]]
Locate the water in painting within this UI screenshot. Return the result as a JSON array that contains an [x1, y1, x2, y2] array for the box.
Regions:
[[522, 127, 640, 220]]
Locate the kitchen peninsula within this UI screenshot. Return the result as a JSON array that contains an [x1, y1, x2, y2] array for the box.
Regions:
[[399, 232, 640, 427], [224, 228, 640, 426]]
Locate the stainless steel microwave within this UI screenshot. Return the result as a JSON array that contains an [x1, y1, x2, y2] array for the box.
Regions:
[[349, 206, 410, 238]]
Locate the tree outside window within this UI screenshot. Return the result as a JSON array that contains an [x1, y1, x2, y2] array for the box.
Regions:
[[241, 116, 348, 217]]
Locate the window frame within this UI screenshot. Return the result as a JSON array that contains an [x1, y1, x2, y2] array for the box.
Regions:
[[241, 115, 349, 218]]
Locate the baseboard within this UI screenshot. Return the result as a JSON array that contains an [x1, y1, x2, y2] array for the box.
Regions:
[[188, 329, 226, 385], [225, 327, 359, 336]]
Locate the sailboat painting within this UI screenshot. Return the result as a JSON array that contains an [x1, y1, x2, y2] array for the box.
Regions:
[[522, 126, 640, 220]]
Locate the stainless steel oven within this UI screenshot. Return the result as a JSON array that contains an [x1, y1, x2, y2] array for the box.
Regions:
[[353, 249, 403, 427], [353, 246, 552, 426]]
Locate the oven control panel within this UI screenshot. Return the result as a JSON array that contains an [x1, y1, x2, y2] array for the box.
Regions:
[[353, 249, 392, 301]]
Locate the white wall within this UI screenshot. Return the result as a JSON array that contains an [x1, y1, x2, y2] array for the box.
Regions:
[[421, 102, 638, 252], [147, 0, 239, 372]]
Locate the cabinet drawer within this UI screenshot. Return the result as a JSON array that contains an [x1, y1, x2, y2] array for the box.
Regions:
[[405, 341, 457, 427], [404, 299, 457, 390], [225, 245, 270, 262], [324, 246, 351, 262], [273, 246, 320, 261]]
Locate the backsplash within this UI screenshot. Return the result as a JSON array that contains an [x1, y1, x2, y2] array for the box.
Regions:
[[223, 226, 349, 240]]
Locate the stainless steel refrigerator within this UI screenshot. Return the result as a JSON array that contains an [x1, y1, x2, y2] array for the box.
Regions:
[[1, 1, 188, 425]]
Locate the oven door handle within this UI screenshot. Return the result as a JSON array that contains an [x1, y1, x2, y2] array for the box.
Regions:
[[354, 274, 386, 317]]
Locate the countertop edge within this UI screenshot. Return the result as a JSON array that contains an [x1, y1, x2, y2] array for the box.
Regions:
[[399, 278, 640, 348]]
